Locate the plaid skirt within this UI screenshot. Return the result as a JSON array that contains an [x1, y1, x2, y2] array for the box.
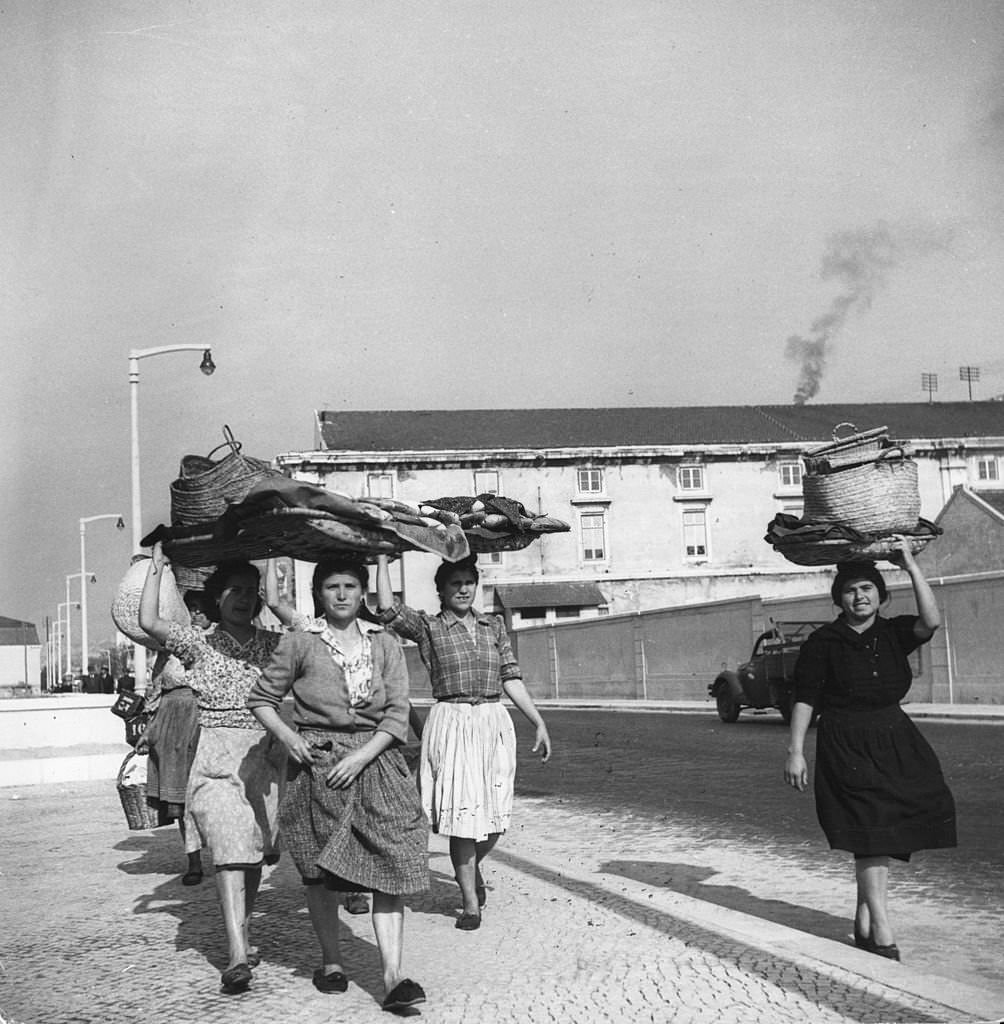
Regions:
[[281, 730, 429, 895]]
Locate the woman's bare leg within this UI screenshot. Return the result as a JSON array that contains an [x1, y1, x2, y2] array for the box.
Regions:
[[371, 891, 405, 994], [305, 885, 343, 973], [243, 866, 262, 960], [855, 856, 892, 946], [450, 837, 479, 915], [215, 868, 248, 968]]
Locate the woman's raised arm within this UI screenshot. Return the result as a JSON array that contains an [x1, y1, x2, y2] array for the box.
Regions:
[[138, 542, 175, 646]]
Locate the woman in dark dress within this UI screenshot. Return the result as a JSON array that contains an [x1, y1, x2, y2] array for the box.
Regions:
[[784, 538, 956, 961]]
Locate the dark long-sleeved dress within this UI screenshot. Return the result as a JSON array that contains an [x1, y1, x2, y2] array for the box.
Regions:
[[793, 614, 957, 858]]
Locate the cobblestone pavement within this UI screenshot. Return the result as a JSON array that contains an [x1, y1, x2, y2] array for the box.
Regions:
[[2, 781, 1002, 1024]]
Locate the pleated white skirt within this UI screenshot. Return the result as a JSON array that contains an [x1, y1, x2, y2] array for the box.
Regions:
[[420, 701, 516, 841]]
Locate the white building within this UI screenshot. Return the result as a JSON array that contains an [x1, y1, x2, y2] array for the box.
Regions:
[[276, 402, 1004, 623]]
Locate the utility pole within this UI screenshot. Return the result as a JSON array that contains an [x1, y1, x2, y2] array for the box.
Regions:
[[959, 365, 980, 401]]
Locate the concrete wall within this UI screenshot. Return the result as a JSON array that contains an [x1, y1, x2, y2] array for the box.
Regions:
[[0, 644, 41, 693], [512, 573, 1004, 705]]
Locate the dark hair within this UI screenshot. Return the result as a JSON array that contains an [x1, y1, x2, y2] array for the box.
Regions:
[[182, 590, 215, 619], [311, 558, 373, 618], [434, 555, 480, 595], [203, 560, 262, 623], [830, 561, 888, 606]]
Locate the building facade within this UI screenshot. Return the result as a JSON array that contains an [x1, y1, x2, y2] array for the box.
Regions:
[[275, 403, 1004, 621]]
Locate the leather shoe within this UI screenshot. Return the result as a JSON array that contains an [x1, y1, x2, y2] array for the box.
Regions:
[[853, 925, 872, 951], [220, 963, 252, 994], [312, 968, 349, 993], [871, 943, 901, 961], [455, 912, 481, 931], [382, 978, 426, 1011]]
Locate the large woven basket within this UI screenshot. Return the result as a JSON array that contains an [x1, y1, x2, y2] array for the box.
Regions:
[[802, 448, 920, 534], [803, 423, 890, 474], [170, 426, 275, 526], [111, 557, 190, 649], [116, 751, 158, 830]]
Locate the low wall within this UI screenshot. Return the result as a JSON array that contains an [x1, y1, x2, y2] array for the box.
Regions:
[[0, 695, 129, 787]]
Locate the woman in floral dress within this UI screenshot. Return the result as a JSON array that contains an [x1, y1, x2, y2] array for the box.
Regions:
[[140, 544, 286, 995]]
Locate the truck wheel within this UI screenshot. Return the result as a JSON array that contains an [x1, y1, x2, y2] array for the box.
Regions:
[[716, 691, 740, 723]]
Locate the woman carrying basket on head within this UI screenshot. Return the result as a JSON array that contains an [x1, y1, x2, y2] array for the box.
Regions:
[[375, 553, 551, 932], [140, 545, 288, 995], [783, 538, 957, 961], [248, 557, 428, 1014]]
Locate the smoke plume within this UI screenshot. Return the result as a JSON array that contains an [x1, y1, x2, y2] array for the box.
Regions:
[[786, 223, 898, 404]]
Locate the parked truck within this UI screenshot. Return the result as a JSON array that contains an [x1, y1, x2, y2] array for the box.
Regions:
[[709, 621, 824, 724]]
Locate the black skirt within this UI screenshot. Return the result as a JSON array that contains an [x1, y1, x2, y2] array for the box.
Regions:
[[814, 704, 957, 857]]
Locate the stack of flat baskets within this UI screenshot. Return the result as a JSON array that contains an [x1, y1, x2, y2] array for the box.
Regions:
[[769, 423, 933, 565]]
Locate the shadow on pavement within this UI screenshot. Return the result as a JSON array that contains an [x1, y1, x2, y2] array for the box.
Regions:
[[493, 847, 949, 1024], [600, 858, 852, 946]]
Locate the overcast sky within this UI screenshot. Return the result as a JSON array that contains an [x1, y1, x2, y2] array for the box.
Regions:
[[3, 0, 1004, 651]]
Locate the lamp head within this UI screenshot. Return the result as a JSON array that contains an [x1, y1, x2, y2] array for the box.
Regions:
[[88, 574, 97, 584], [200, 349, 216, 376], [115, 516, 125, 531]]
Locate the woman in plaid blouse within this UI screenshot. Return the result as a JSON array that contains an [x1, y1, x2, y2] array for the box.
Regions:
[[376, 554, 551, 932]]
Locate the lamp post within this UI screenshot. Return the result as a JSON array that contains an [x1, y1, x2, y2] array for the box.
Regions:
[[65, 573, 87, 675], [129, 345, 215, 691], [57, 600, 78, 679], [79, 513, 125, 676]]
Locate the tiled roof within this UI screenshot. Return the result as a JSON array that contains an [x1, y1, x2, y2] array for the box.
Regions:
[[0, 617, 39, 646], [974, 490, 1004, 517], [494, 582, 606, 609], [316, 403, 1004, 452]]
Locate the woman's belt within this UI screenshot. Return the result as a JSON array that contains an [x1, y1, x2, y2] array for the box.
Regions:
[[436, 694, 501, 705]]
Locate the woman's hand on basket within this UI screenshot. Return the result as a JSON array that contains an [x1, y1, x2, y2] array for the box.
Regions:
[[784, 752, 808, 791], [886, 534, 916, 568], [325, 748, 371, 789]]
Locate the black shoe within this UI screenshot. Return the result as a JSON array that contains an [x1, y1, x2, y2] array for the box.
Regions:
[[312, 968, 349, 993], [455, 912, 481, 931], [871, 943, 901, 961], [181, 869, 204, 886], [344, 892, 370, 915], [853, 925, 872, 950], [220, 963, 252, 994], [382, 978, 426, 1012]]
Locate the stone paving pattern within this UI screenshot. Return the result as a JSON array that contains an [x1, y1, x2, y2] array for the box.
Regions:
[[2, 779, 1001, 1024]]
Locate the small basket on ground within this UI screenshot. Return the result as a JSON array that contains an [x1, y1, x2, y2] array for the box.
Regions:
[[116, 751, 158, 831]]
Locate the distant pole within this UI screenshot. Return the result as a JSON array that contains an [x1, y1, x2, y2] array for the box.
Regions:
[[921, 372, 938, 404], [959, 365, 980, 401]]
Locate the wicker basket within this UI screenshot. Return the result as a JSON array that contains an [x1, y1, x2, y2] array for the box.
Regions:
[[116, 751, 158, 830], [802, 423, 890, 474], [111, 556, 190, 649], [170, 426, 276, 526], [802, 448, 920, 534]]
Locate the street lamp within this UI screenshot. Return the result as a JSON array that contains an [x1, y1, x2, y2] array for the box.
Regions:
[[79, 513, 125, 676], [57, 600, 79, 679], [129, 345, 215, 691], [65, 573, 92, 675]]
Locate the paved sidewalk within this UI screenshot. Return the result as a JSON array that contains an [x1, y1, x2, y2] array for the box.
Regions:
[[1, 779, 1001, 1024]]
